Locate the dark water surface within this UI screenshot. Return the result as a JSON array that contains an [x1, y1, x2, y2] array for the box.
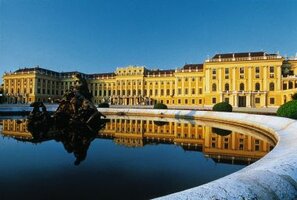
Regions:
[[0, 116, 274, 200]]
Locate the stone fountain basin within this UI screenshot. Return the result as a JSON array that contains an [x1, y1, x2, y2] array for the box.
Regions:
[[98, 108, 297, 200]]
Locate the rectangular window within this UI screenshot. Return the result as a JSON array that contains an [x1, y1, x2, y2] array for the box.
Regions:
[[185, 99, 188, 104], [192, 99, 195, 104], [255, 67, 260, 78], [178, 88, 182, 95], [199, 99, 202, 104], [255, 145, 260, 151], [212, 97, 216, 104], [270, 98, 275, 104], [178, 99, 181, 104], [270, 66, 275, 78], [255, 97, 260, 104], [199, 88, 202, 94], [225, 68, 229, 79], [185, 88, 188, 95], [240, 67, 244, 79], [239, 144, 244, 150], [212, 69, 216, 79], [225, 98, 229, 104], [212, 142, 216, 148], [192, 88, 195, 95]]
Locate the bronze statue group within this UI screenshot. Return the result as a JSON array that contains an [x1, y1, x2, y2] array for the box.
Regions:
[[25, 73, 107, 165]]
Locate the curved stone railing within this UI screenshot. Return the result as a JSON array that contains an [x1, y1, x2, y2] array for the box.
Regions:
[[98, 108, 297, 199]]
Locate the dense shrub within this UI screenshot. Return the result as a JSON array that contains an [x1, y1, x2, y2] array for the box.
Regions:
[[212, 102, 233, 112], [277, 100, 297, 119], [98, 102, 110, 108], [153, 103, 168, 109], [292, 93, 297, 100]]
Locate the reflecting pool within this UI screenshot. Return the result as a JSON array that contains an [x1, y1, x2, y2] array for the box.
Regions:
[[0, 116, 275, 200]]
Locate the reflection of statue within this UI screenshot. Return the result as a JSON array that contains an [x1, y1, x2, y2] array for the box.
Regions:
[[27, 102, 52, 138], [24, 118, 108, 165]]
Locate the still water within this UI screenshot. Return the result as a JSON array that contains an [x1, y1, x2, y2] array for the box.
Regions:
[[0, 116, 274, 200]]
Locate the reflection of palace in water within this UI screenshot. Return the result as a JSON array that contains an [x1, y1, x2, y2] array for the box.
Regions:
[[1, 117, 274, 165]]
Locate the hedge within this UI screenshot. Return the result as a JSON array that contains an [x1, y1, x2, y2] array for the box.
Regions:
[[98, 102, 110, 108], [212, 127, 232, 136], [153, 103, 168, 109], [212, 102, 233, 112]]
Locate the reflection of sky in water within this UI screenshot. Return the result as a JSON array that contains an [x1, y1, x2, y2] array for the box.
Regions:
[[0, 118, 268, 200]]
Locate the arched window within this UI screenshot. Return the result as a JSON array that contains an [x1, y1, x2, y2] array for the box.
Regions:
[[255, 83, 260, 91], [212, 83, 217, 92], [240, 83, 245, 91], [225, 83, 229, 91], [269, 82, 275, 91]]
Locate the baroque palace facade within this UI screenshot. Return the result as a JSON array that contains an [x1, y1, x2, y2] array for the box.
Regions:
[[2, 51, 297, 108]]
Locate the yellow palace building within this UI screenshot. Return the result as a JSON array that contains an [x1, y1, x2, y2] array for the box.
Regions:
[[2, 51, 297, 108]]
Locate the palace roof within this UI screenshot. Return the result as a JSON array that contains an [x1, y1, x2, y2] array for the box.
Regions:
[[212, 51, 278, 59], [183, 64, 203, 70]]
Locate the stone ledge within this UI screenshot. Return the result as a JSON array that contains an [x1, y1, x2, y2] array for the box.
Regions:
[[98, 108, 297, 200]]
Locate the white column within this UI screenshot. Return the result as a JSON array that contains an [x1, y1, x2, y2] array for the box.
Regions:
[[234, 94, 238, 107], [170, 81, 173, 96], [277, 65, 281, 90], [205, 69, 210, 92], [175, 78, 178, 95], [196, 77, 199, 96], [182, 78, 185, 96], [246, 93, 251, 107], [248, 66, 252, 91], [158, 81, 161, 97], [189, 78, 192, 96], [218, 68, 222, 91], [232, 67, 236, 91], [263, 66, 267, 91]]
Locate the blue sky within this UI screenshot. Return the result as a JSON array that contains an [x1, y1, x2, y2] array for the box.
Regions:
[[1, 0, 297, 81]]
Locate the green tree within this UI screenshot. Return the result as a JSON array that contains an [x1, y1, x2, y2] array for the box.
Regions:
[[281, 60, 293, 77], [277, 100, 297, 119]]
